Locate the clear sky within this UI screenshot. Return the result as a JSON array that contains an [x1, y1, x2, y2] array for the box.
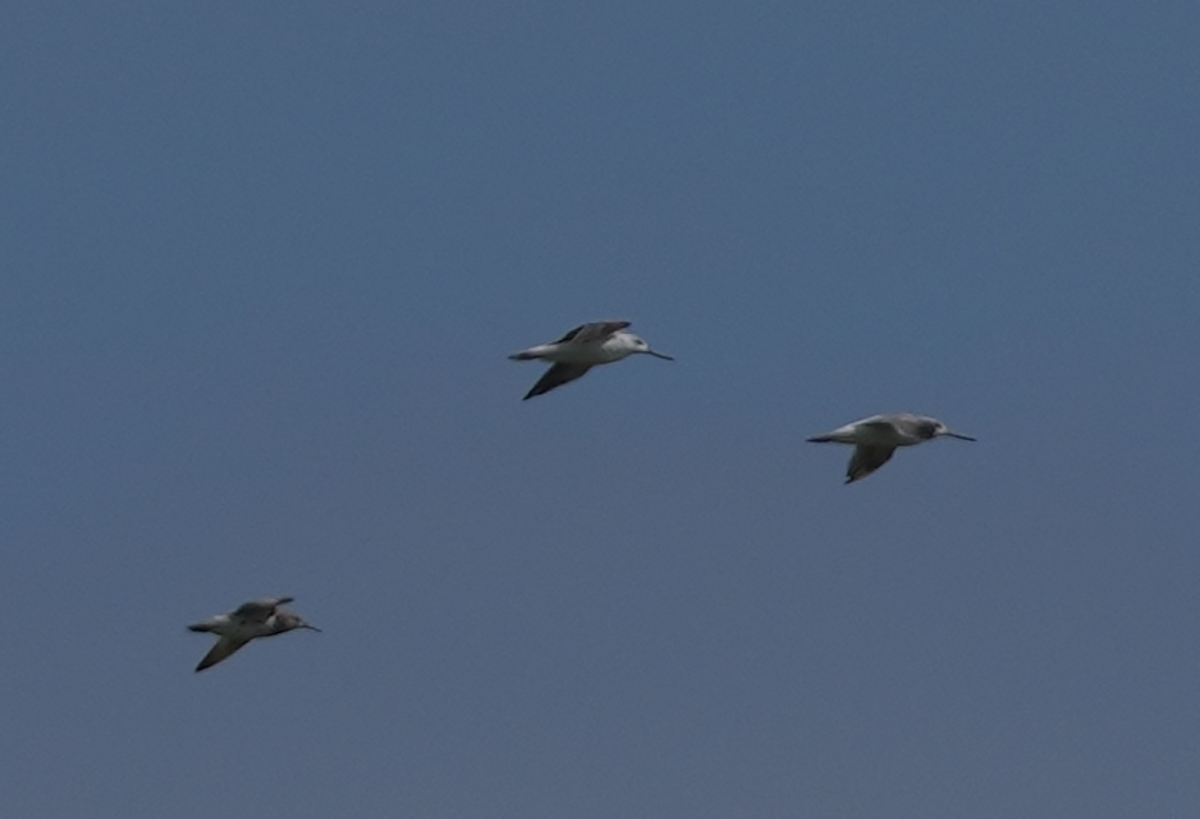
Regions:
[[3, 3, 1199, 817]]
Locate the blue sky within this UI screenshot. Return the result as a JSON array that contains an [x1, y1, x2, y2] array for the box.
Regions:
[[3, 2, 1199, 817]]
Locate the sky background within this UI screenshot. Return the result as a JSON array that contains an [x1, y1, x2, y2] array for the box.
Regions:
[[2, 2, 1199, 817]]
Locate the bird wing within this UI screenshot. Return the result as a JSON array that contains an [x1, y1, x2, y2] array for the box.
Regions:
[[186, 618, 222, 633], [553, 320, 631, 344], [846, 445, 896, 483], [523, 363, 593, 399], [195, 635, 252, 672], [233, 597, 292, 623]]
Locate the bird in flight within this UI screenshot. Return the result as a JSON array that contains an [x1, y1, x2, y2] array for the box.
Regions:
[[508, 320, 673, 399], [807, 413, 976, 483], [187, 596, 320, 672]]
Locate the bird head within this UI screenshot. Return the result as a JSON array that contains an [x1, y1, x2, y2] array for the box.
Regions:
[[932, 420, 976, 441], [628, 335, 674, 360]]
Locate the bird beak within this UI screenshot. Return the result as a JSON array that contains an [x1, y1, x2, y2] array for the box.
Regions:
[[303, 624, 322, 632], [944, 431, 976, 441], [645, 350, 674, 361]]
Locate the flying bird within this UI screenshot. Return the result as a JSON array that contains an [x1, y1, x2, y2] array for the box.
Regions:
[[807, 413, 976, 483], [508, 320, 674, 399], [187, 596, 320, 672]]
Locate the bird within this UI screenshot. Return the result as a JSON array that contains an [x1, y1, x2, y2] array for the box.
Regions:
[[806, 413, 976, 483], [508, 320, 674, 399], [186, 596, 320, 672]]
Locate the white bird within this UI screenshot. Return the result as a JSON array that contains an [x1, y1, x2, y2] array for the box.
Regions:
[[508, 320, 674, 399], [807, 413, 976, 484], [186, 596, 320, 672]]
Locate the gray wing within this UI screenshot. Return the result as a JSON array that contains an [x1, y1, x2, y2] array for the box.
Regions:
[[523, 363, 593, 399], [846, 445, 896, 483], [865, 414, 937, 443], [233, 597, 293, 622], [195, 635, 252, 672], [554, 320, 631, 344], [858, 416, 901, 433]]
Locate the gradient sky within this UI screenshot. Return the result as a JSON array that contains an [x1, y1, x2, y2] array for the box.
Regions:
[[3, 3, 1200, 817]]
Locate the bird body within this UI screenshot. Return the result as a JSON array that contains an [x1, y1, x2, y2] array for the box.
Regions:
[[187, 596, 319, 672], [807, 413, 975, 483], [513, 332, 645, 365], [509, 320, 673, 399]]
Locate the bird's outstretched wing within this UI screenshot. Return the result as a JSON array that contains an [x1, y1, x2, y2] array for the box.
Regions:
[[553, 320, 631, 345], [233, 597, 292, 622], [846, 445, 896, 483], [195, 635, 251, 672], [857, 416, 901, 434], [524, 363, 593, 399]]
